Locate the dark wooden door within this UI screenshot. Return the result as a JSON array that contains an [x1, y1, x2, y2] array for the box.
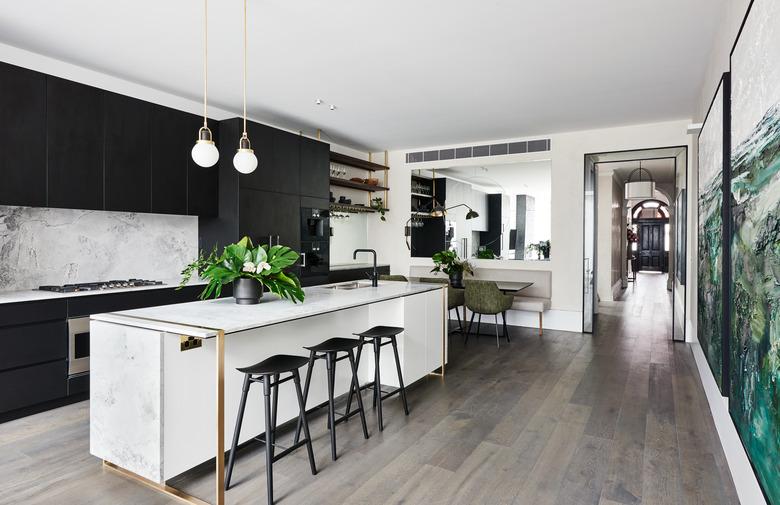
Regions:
[[638, 221, 665, 271], [46, 76, 105, 210], [104, 92, 151, 212], [0, 62, 46, 207]]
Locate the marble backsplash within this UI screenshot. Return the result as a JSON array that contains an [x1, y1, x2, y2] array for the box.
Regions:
[[0, 206, 198, 291]]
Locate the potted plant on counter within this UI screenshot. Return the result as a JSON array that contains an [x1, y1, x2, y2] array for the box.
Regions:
[[431, 249, 474, 287], [179, 236, 305, 305]]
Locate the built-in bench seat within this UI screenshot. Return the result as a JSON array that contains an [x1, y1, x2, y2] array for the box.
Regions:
[[410, 263, 552, 334], [511, 295, 551, 335]]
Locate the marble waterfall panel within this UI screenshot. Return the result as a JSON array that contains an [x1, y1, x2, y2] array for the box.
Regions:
[[90, 321, 163, 482], [730, 0, 780, 501], [0, 206, 197, 290], [697, 75, 728, 393]]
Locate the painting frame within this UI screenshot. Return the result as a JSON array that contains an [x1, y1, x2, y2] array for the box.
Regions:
[[697, 72, 731, 396], [728, 0, 780, 502]]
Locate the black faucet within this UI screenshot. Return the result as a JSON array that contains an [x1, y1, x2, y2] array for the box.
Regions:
[[353, 249, 378, 287]]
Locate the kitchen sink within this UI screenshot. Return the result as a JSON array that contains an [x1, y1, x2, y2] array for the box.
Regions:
[[322, 281, 374, 290]]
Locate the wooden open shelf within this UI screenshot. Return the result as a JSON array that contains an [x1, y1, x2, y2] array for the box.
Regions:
[[330, 151, 389, 172], [330, 177, 389, 192], [330, 203, 389, 214]]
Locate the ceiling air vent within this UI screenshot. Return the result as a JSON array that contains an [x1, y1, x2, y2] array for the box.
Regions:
[[406, 138, 550, 164]]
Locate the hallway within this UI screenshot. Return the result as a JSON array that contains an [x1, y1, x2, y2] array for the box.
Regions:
[[0, 274, 738, 504]]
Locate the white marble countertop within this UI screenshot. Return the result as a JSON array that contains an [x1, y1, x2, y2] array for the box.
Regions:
[[91, 281, 444, 338], [329, 262, 390, 271], [0, 279, 206, 305]]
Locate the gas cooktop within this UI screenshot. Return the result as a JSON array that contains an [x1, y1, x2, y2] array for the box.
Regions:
[[38, 279, 165, 293]]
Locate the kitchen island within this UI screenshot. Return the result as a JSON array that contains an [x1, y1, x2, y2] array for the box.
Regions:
[[89, 280, 447, 505]]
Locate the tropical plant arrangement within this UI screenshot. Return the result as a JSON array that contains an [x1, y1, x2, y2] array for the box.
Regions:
[[527, 240, 551, 260], [179, 236, 304, 305], [431, 249, 474, 286]]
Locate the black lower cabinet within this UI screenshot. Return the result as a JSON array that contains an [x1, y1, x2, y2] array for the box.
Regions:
[[0, 321, 67, 371], [0, 360, 68, 417], [0, 285, 209, 423]]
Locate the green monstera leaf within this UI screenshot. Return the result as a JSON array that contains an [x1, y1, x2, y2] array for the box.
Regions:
[[179, 236, 305, 303]]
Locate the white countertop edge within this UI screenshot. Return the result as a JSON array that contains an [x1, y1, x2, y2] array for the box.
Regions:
[[91, 313, 219, 339], [90, 282, 445, 338]]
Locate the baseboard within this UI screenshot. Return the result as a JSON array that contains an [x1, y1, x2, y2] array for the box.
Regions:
[[691, 343, 766, 505], [456, 308, 582, 333]]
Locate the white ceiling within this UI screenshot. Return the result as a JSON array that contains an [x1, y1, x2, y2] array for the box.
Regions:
[[0, 0, 726, 150]]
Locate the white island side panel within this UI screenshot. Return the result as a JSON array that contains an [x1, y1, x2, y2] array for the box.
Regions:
[[90, 321, 163, 482]]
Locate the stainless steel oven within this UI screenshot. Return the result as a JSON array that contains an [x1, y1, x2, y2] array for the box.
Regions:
[[68, 317, 90, 376]]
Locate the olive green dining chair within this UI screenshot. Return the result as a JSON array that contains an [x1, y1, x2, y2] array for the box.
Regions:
[[463, 280, 514, 348], [418, 277, 465, 333]]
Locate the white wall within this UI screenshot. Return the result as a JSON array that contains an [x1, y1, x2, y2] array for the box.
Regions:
[[596, 168, 616, 302], [369, 119, 693, 331], [330, 213, 368, 266]]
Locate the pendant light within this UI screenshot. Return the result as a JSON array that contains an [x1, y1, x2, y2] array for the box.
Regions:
[[625, 161, 655, 200], [191, 0, 220, 168], [233, 0, 258, 174]]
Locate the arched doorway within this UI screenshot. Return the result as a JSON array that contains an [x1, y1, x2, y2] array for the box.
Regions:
[[631, 199, 670, 272]]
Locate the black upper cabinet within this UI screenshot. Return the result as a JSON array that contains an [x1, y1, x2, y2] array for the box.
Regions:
[[271, 130, 301, 195], [238, 187, 300, 252], [187, 116, 220, 217], [299, 136, 330, 199], [104, 92, 151, 212], [0, 62, 46, 207], [47, 76, 105, 210], [150, 105, 188, 215]]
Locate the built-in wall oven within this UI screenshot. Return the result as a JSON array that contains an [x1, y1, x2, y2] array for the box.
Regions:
[[300, 207, 330, 286], [68, 317, 90, 376]]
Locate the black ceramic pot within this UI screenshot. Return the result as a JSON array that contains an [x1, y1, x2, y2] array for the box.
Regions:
[[233, 278, 263, 305], [449, 270, 463, 288]]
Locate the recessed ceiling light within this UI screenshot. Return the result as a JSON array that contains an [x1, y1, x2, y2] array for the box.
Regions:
[[315, 99, 323, 105], [329, 104, 337, 111]]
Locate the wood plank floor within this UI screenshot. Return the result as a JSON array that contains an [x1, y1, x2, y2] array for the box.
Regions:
[[0, 273, 739, 504]]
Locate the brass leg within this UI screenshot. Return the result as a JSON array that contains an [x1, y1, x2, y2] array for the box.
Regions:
[[428, 286, 446, 378], [216, 330, 225, 505], [539, 312, 543, 336], [103, 461, 210, 505]]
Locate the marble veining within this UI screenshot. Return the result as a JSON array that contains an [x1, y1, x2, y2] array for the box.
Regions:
[[0, 206, 197, 291], [90, 321, 163, 482]]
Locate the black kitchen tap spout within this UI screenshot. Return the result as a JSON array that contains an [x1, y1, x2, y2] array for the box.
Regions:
[[353, 249, 378, 287]]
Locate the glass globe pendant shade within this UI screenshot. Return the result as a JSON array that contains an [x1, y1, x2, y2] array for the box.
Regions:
[[191, 127, 219, 167], [233, 135, 257, 174]]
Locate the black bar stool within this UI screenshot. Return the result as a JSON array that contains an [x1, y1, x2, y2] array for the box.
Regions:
[[225, 354, 317, 505], [293, 337, 369, 461], [345, 326, 409, 431]]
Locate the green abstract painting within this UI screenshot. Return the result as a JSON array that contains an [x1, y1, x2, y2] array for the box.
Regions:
[[730, 0, 780, 502], [698, 78, 727, 391]]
